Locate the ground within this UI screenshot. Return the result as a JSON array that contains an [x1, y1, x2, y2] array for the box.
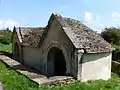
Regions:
[[0, 44, 12, 54], [0, 59, 120, 90], [1, 44, 120, 90]]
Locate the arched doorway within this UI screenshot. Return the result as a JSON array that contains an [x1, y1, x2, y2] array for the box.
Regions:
[[47, 47, 66, 77], [14, 42, 19, 60]]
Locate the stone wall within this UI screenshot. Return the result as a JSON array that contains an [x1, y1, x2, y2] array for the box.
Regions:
[[78, 52, 112, 81], [22, 46, 42, 69], [112, 61, 120, 73], [22, 18, 78, 78], [12, 31, 23, 63]]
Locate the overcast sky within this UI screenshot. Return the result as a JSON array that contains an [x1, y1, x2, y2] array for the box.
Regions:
[[0, 0, 120, 32]]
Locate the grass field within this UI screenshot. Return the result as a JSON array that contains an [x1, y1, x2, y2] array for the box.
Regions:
[[0, 44, 12, 54], [0, 60, 120, 90]]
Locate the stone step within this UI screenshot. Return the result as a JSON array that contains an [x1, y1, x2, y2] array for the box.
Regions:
[[33, 76, 74, 85]]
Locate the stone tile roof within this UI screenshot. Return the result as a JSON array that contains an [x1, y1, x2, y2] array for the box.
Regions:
[[53, 13, 113, 53], [19, 27, 44, 47], [14, 13, 113, 53], [64, 18, 112, 53]]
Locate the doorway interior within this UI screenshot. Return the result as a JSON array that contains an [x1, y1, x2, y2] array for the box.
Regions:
[[47, 47, 66, 76]]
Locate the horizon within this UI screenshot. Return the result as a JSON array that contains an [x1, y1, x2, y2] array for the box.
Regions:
[[0, 0, 120, 32]]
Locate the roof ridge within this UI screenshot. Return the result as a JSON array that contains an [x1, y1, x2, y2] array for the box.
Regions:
[[19, 27, 44, 28], [54, 13, 84, 48]]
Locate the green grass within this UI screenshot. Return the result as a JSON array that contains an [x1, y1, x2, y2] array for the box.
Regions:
[[0, 61, 39, 90], [1, 44, 120, 90], [0, 61, 120, 90], [0, 43, 12, 54]]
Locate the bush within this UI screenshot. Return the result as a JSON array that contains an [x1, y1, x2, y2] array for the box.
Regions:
[[101, 27, 120, 45], [112, 61, 120, 74], [1, 37, 10, 44], [101, 27, 120, 61], [0, 28, 12, 44], [112, 45, 120, 61]]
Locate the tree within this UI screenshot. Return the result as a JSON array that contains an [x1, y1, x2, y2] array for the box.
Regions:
[[101, 27, 120, 45], [0, 28, 12, 44], [101, 27, 120, 61]]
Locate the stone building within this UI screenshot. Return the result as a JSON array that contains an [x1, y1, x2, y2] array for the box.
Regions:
[[12, 13, 113, 81]]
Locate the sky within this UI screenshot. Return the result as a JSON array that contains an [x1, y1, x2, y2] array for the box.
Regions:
[[0, 0, 120, 32]]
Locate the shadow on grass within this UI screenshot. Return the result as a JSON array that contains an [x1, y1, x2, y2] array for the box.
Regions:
[[0, 50, 12, 58], [0, 50, 44, 82], [114, 72, 120, 78], [0, 60, 39, 86]]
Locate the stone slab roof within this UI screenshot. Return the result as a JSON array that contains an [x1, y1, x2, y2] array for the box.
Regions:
[[52, 13, 113, 53], [13, 13, 113, 53], [64, 18, 112, 53], [15, 27, 44, 47]]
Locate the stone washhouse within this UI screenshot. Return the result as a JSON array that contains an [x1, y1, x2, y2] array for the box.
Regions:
[[12, 13, 113, 82]]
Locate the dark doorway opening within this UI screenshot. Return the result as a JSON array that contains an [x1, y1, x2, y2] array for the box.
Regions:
[[47, 47, 66, 76], [14, 43, 19, 60]]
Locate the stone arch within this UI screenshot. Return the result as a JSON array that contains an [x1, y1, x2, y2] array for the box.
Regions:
[[47, 47, 66, 76], [46, 43, 70, 77]]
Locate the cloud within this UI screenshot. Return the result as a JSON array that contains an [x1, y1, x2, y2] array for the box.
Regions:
[[0, 19, 19, 30], [112, 12, 120, 20], [84, 12, 93, 24], [83, 12, 101, 25]]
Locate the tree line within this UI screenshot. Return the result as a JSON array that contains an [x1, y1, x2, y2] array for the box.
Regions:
[[0, 28, 12, 44], [101, 27, 120, 61]]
